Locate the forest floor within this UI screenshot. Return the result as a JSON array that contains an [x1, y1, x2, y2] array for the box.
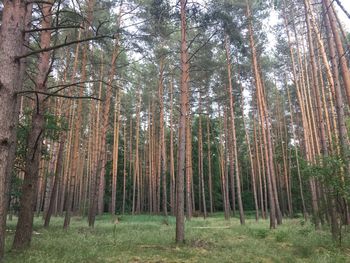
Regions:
[[4, 213, 350, 262]]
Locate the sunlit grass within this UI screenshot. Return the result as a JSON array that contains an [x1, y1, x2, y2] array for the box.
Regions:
[[4, 213, 350, 262]]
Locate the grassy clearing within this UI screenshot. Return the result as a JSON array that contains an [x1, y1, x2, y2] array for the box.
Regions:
[[4, 214, 350, 262]]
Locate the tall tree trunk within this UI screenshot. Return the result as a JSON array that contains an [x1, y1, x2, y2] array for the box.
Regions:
[[324, 0, 350, 170], [225, 35, 244, 224], [220, 109, 230, 220], [0, 1, 32, 258], [287, 88, 307, 219], [90, 53, 116, 224], [227, 116, 236, 216], [87, 54, 102, 221], [185, 109, 193, 219], [158, 57, 168, 217], [148, 108, 152, 213], [132, 91, 141, 214], [122, 122, 127, 214], [89, 8, 122, 225], [169, 77, 176, 216], [206, 110, 214, 214], [176, 0, 189, 243], [324, 1, 349, 237], [225, 110, 233, 218], [111, 88, 121, 215], [240, 84, 259, 221], [13, 1, 53, 249], [323, 0, 350, 106], [198, 92, 207, 218], [254, 119, 266, 219], [303, 0, 327, 230], [44, 133, 66, 227], [64, 0, 95, 229], [57, 41, 81, 216], [247, 2, 277, 228], [282, 2, 308, 220], [43, 139, 58, 220]]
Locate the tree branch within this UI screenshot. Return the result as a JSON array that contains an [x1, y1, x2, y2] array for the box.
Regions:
[[17, 90, 102, 101], [24, 25, 83, 33], [15, 35, 115, 60]]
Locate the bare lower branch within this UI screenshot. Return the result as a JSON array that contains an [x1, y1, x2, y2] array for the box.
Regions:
[[17, 90, 102, 101], [24, 25, 83, 33], [15, 35, 115, 60]]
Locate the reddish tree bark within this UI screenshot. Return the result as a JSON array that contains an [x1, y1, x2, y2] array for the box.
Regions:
[[0, 1, 32, 258]]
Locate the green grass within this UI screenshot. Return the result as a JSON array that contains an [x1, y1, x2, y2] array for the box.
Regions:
[[4, 214, 350, 262]]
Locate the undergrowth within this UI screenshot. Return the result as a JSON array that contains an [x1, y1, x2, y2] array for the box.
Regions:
[[4, 214, 350, 262]]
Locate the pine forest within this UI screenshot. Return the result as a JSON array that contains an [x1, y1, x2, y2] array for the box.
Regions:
[[1, 0, 350, 262]]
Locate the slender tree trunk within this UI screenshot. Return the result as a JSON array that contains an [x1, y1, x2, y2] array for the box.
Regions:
[[277, 94, 292, 216], [198, 93, 207, 218], [158, 57, 168, 217], [282, 2, 309, 220], [122, 122, 127, 214], [111, 88, 121, 215], [89, 8, 123, 225], [133, 91, 141, 214], [324, 1, 350, 169], [225, 35, 244, 224], [169, 78, 176, 215], [185, 109, 193, 219], [150, 102, 156, 213], [240, 84, 259, 221], [324, 2, 349, 237], [287, 88, 307, 219], [221, 110, 230, 220], [303, 0, 328, 230], [43, 140, 58, 220], [247, 4, 276, 228], [176, 0, 189, 243], [206, 110, 214, 214], [58, 42, 81, 216], [323, 0, 350, 106], [147, 107, 152, 214], [225, 111, 232, 218], [64, 0, 95, 228], [44, 133, 66, 227], [227, 118, 236, 216], [87, 55, 103, 222], [247, 2, 277, 228], [254, 119, 266, 219]]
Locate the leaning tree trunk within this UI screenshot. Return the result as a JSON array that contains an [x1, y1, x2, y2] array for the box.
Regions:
[[324, 1, 349, 237], [323, 0, 350, 106]]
